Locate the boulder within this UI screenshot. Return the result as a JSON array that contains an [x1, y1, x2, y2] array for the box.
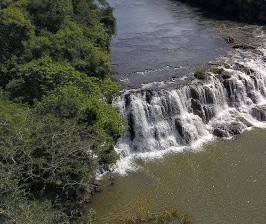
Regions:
[[213, 128, 230, 138], [251, 105, 266, 121], [224, 36, 256, 50], [213, 121, 245, 137]]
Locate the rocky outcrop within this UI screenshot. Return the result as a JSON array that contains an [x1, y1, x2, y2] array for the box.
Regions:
[[213, 122, 245, 137], [224, 36, 256, 50], [252, 105, 266, 121]]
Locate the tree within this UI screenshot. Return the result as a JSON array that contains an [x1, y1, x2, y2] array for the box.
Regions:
[[0, 0, 122, 222], [0, 6, 34, 61], [4, 56, 102, 104]]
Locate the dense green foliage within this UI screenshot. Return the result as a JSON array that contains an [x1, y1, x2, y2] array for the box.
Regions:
[[180, 0, 266, 24], [0, 0, 124, 223]]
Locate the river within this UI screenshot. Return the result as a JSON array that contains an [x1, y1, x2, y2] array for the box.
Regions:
[[110, 0, 230, 88], [94, 128, 266, 223], [93, 0, 266, 223]]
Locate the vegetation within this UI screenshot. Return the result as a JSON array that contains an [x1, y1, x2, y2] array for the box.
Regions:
[[94, 196, 194, 224], [211, 67, 224, 74], [179, 0, 266, 24], [0, 0, 125, 223], [194, 68, 207, 80]]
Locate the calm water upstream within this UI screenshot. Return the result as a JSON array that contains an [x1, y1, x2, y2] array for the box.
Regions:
[[93, 0, 266, 223], [110, 0, 230, 88]]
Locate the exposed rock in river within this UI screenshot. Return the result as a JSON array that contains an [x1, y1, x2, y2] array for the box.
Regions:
[[224, 36, 256, 50]]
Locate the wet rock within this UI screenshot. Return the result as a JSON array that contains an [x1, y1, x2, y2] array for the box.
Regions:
[[247, 92, 259, 104], [109, 175, 115, 186], [213, 128, 230, 138], [213, 122, 245, 137], [190, 87, 200, 100], [220, 71, 231, 80], [203, 105, 214, 122], [124, 93, 131, 108], [222, 79, 234, 103], [154, 129, 160, 141], [204, 88, 215, 104], [237, 116, 252, 127], [227, 123, 245, 135], [175, 119, 192, 144], [145, 90, 153, 104], [99, 167, 105, 174], [92, 181, 103, 193], [103, 164, 111, 172], [251, 105, 266, 121], [191, 99, 204, 119], [128, 112, 135, 141], [119, 150, 127, 158], [161, 95, 172, 116], [250, 75, 258, 89], [234, 63, 255, 75], [224, 36, 256, 50]]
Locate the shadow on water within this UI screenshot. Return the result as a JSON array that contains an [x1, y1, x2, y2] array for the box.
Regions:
[[176, 0, 266, 26]]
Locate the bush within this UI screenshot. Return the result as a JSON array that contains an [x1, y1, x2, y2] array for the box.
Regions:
[[194, 68, 207, 80], [211, 67, 224, 74], [36, 84, 125, 141]]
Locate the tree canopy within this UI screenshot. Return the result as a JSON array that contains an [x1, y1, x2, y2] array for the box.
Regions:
[[0, 0, 124, 223]]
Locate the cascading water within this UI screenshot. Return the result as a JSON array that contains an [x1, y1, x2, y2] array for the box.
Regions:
[[113, 43, 266, 161]]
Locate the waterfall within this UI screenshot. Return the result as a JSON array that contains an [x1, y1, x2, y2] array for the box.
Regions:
[[113, 46, 266, 158]]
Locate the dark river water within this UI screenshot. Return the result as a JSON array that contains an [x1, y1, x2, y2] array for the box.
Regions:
[[93, 0, 266, 223]]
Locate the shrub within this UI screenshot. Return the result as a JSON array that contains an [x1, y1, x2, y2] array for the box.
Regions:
[[211, 67, 224, 74], [194, 68, 207, 80]]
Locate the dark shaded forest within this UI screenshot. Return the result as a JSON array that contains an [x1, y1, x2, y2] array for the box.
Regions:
[[180, 0, 266, 24]]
